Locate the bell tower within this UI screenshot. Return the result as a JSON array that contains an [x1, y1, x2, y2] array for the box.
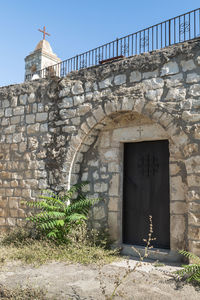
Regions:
[[24, 26, 61, 81]]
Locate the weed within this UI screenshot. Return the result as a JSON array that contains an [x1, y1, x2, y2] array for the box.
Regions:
[[22, 183, 98, 243], [98, 215, 156, 299], [0, 284, 46, 300], [176, 250, 200, 284], [153, 260, 165, 267], [0, 226, 120, 266]]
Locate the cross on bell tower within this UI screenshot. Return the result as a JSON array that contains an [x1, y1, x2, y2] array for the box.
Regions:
[[38, 26, 50, 40]]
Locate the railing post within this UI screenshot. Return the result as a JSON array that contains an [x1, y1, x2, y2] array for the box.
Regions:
[[116, 38, 119, 57], [76, 55, 78, 70], [169, 19, 171, 45]]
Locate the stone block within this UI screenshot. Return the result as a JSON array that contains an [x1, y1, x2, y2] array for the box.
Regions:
[[93, 106, 105, 122], [187, 175, 200, 187], [143, 78, 164, 89], [38, 103, 44, 112], [188, 84, 200, 97], [170, 215, 186, 250], [194, 125, 200, 139], [186, 73, 200, 83], [170, 201, 187, 214], [108, 197, 119, 211], [62, 126, 76, 133], [189, 202, 200, 213], [10, 116, 20, 125], [40, 123, 48, 132], [181, 59, 196, 72], [86, 116, 96, 128], [9, 197, 19, 208], [99, 77, 113, 89], [85, 92, 93, 100], [165, 73, 183, 87], [0, 208, 6, 217], [93, 206, 105, 220], [188, 240, 200, 257], [182, 111, 200, 123], [104, 101, 118, 115], [170, 176, 185, 201], [60, 109, 76, 119], [2, 100, 9, 108], [109, 174, 119, 196], [1, 172, 11, 180], [108, 162, 120, 173], [11, 97, 18, 107], [13, 106, 24, 115], [170, 163, 180, 175], [165, 87, 186, 101], [36, 112, 48, 122], [94, 182, 108, 193], [188, 212, 200, 226], [26, 114, 35, 124], [58, 97, 73, 109], [85, 82, 92, 92], [108, 211, 119, 240], [114, 74, 126, 85], [183, 143, 198, 157], [4, 125, 16, 134], [121, 97, 134, 110], [142, 70, 158, 79], [73, 95, 85, 105], [28, 93, 36, 103], [102, 148, 119, 162], [7, 218, 16, 226], [100, 131, 110, 148], [28, 137, 38, 150], [188, 226, 200, 241], [6, 189, 14, 196], [77, 104, 92, 116], [192, 99, 200, 109], [19, 94, 28, 105], [172, 131, 189, 147], [145, 89, 163, 101], [5, 108, 12, 117], [2, 118, 9, 126], [59, 86, 71, 98], [133, 97, 145, 113], [130, 71, 141, 82], [161, 61, 179, 76], [0, 218, 6, 225], [10, 209, 18, 218], [185, 156, 200, 174], [71, 82, 84, 95]]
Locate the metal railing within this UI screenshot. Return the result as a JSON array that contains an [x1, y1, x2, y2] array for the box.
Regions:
[[26, 8, 200, 81]]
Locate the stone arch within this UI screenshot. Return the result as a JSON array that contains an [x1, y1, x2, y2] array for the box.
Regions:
[[67, 97, 187, 188], [64, 97, 189, 254]]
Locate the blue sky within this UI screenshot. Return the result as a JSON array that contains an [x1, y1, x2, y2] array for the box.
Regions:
[[0, 0, 199, 87]]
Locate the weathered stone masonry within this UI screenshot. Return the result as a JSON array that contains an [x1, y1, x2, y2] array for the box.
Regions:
[[0, 39, 200, 256]]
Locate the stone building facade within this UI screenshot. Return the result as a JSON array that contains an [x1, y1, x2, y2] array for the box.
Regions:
[[0, 39, 200, 259]]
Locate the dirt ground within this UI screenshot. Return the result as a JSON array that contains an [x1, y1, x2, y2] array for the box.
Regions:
[[0, 259, 200, 300]]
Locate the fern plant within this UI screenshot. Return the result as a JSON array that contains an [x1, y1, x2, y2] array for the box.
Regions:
[[176, 250, 200, 284], [23, 183, 98, 242]]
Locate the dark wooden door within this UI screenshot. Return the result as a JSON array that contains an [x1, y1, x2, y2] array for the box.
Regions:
[[123, 140, 170, 249]]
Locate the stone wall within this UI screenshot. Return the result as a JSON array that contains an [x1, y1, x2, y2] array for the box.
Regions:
[[0, 39, 200, 257]]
